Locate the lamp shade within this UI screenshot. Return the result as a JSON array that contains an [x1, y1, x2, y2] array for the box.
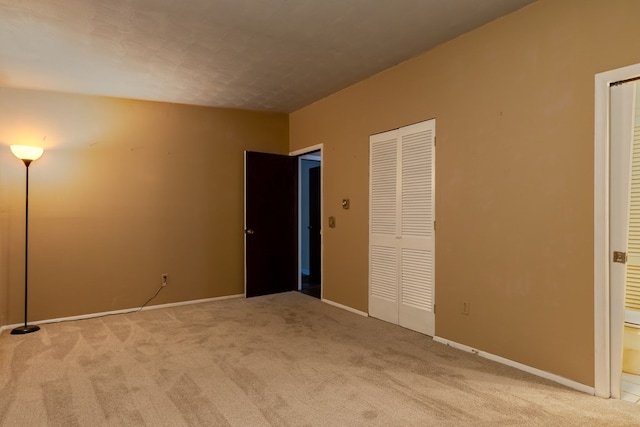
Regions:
[[10, 145, 44, 162]]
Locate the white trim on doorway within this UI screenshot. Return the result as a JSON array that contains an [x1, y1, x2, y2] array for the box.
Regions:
[[289, 144, 323, 157], [594, 62, 640, 398], [290, 144, 324, 299]]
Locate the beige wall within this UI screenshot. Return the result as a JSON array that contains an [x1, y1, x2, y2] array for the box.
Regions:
[[0, 88, 288, 326], [290, 0, 640, 386]]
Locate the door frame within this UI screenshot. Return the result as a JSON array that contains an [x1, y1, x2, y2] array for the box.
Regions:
[[291, 144, 323, 299], [594, 62, 640, 398], [298, 153, 321, 291]]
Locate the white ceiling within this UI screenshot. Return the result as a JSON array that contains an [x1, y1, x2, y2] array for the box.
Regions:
[[0, 0, 536, 113]]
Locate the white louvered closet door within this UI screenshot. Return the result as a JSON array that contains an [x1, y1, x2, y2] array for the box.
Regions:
[[369, 119, 435, 336], [370, 130, 400, 325], [626, 83, 640, 324]]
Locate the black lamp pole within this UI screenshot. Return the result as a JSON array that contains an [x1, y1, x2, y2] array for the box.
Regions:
[[11, 158, 40, 335]]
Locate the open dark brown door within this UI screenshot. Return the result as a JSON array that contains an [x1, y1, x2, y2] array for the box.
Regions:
[[244, 151, 297, 297]]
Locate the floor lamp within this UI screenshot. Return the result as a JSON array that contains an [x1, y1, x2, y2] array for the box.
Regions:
[[10, 145, 44, 335]]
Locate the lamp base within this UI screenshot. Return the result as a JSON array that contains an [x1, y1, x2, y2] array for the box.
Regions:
[[10, 324, 40, 335]]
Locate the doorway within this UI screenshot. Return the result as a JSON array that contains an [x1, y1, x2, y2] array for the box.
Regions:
[[295, 147, 322, 299], [594, 62, 640, 398], [299, 152, 321, 298]]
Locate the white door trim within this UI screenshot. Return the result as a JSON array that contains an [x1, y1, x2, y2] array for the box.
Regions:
[[594, 62, 640, 398], [290, 144, 323, 157], [290, 144, 323, 300]]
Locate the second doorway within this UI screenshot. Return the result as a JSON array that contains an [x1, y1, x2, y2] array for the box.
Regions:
[[299, 151, 321, 298]]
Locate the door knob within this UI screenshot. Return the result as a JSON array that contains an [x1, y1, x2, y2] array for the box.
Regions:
[[245, 229, 255, 235]]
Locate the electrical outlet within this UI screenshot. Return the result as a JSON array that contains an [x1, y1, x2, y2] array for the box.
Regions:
[[162, 273, 169, 286], [462, 301, 470, 315]]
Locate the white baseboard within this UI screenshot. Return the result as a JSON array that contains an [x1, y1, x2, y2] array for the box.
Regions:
[[0, 294, 244, 333], [433, 336, 595, 395], [322, 298, 369, 317]]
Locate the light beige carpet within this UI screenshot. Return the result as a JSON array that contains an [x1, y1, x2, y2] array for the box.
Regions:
[[1, 291, 639, 426]]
